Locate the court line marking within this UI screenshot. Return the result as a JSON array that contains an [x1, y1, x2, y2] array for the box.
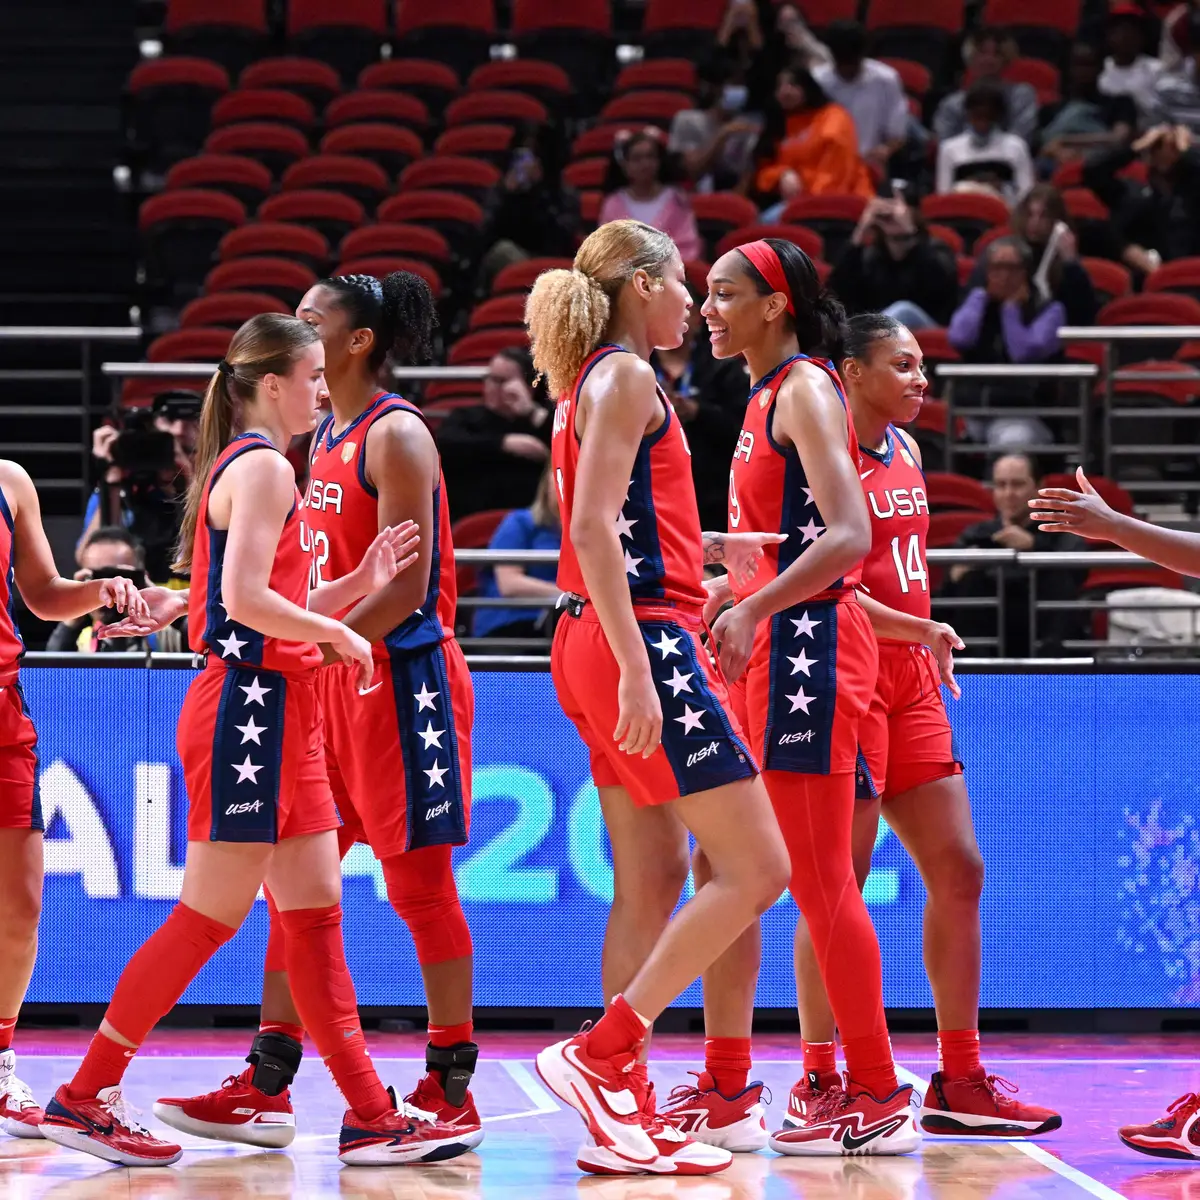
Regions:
[[498, 1059, 560, 1116]]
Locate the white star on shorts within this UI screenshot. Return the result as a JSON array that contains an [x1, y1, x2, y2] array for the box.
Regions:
[[787, 650, 817, 677], [414, 683, 439, 712], [232, 755, 263, 784], [786, 688, 815, 714], [217, 631, 247, 660], [424, 760, 448, 789], [675, 705, 705, 734], [651, 630, 681, 659], [624, 548, 644, 577], [664, 667, 694, 696], [235, 716, 265, 745], [797, 518, 825, 544], [614, 512, 638, 539], [790, 612, 821, 639], [418, 721, 445, 750], [239, 676, 270, 706]]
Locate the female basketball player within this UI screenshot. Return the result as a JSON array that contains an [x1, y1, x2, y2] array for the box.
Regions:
[[525, 219, 791, 1177], [1031, 466, 1200, 1159], [688, 239, 919, 1157], [0, 466, 145, 1139], [790, 312, 1060, 1138], [39, 314, 472, 1168]]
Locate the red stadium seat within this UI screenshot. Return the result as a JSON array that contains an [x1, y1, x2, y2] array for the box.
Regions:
[[326, 90, 429, 133], [1108, 359, 1200, 405], [684, 258, 711, 294], [399, 156, 500, 200], [287, 0, 388, 81], [916, 327, 961, 373], [1041, 473, 1134, 516], [615, 60, 697, 95], [321, 123, 423, 174], [511, 0, 611, 34], [925, 223, 965, 256], [690, 193, 762, 255], [165, 154, 272, 208], [378, 190, 485, 241], [140, 189, 247, 290], [571, 125, 626, 161], [468, 296, 528, 330], [218, 221, 330, 268], [1100, 294, 1200, 327], [865, 0, 964, 71], [282, 154, 391, 207], [925, 472, 996, 512], [138, 188, 248, 229], [148, 327, 235, 361], [340, 223, 451, 266], [1062, 187, 1110, 222], [973, 224, 1013, 256], [205, 257, 318, 305], [467, 60, 571, 99], [879, 58, 932, 97], [579, 189, 602, 228], [211, 88, 316, 132], [165, 0, 268, 74], [239, 57, 342, 107], [785, 0, 857, 27], [919, 193, 1011, 251], [511, 0, 613, 98], [982, 0, 1081, 62], [425, 379, 484, 405], [259, 190, 366, 243], [359, 59, 461, 110], [643, 0, 725, 58], [599, 90, 693, 128], [180, 290, 291, 328], [1145, 257, 1200, 300], [334, 256, 442, 293], [205, 122, 310, 174], [393, 0, 497, 79], [927, 510, 989, 547], [445, 90, 549, 128], [1083, 566, 1184, 593], [452, 507, 512, 599], [1002, 57, 1061, 103], [714, 223, 825, 263], [910, 397, 967, 439], [127, 57, 230, 165], [1081, 257, 1132, 305], [492, 257, 573, 295], [780, 194, 869, 261], [434, 124, 514, 162], [448, 329, 529, 365], [563, 159, 608, 190]]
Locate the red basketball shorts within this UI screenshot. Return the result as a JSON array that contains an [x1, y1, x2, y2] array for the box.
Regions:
[[318, 638, 473, 859], [0, 680, 41, 831], [179, 664, 339, 844], [552, 602, 757, 808], [859, 639, 962, 802]]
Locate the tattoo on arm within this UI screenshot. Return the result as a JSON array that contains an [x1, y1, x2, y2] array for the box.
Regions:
[[702, 531, 726, 564]]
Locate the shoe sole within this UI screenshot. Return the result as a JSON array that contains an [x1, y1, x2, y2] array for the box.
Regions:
[[534, 1043, 658, 1167], [152, 1102, 296, 1148], [1118, 1133, 1200, 1160], [577, 1141, 733, 1176], [920, 1107, 1063, 1137], [39, 1121, 182, 1167], [444, 1125, 485, 1151], [338, 1134, 473, 1166], [769, 1116, 922, 1157], [3, 1117, 45, 1140]]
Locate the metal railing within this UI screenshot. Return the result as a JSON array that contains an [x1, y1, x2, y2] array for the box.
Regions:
[[101, 362, 490, 386]]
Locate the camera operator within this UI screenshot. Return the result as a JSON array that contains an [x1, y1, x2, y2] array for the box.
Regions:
[[46, 527, 184, 653], [82, 390, 201, 583]]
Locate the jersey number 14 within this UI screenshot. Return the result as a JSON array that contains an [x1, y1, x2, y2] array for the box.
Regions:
[[889, 533, 928, 594]]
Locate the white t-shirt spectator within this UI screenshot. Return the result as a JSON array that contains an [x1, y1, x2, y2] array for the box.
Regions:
[[1099, 54, 1164, 121], [1151, 57, 1200, 132], [936, 129, 1034, 203], [812, 59, 909, 156]]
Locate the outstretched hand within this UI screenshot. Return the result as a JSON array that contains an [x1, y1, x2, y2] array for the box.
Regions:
[[710, 531, 788, 590], [1029, 467, 1120, 541], [95, 582, 172, 639]]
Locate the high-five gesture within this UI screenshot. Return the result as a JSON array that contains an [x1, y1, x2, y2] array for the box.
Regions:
[[1029, 468, 1119, 541]]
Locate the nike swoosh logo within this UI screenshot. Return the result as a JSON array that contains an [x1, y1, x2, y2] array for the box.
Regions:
[[598, 1086, 639, 1116], [860, 469, 875, 480], [358, 683, 382, 695], [841, 1115, 907, 1150]]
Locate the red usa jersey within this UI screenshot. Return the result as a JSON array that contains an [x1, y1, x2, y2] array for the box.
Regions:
[[0, 484, 25, 684], [552, 344, 706, 610], [189, 433, 322, 673], [859, 426, 930, 620], [304, 392, 455, 656], [727, 354, 862, 602]]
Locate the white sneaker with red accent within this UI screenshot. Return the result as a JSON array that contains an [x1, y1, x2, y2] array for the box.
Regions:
[[0, 1050, 44, 1139], [658, 1071, 768, 1152]]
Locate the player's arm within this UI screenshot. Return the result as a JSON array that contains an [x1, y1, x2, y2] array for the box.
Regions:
[[701, 529, 786, 589], [308, 522, 421, 617], [1032, 467, 1200, 576], [855, 591, 964, 698], [1, 460, 146, 623], [572, 355, 663, 756], [340, 411, 437, 644]]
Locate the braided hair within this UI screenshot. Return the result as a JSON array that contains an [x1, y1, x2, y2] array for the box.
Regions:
[[318, 271, 438, 369]]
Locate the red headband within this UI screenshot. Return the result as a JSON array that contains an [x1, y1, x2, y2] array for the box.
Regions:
[[738, 239, 795, 315]]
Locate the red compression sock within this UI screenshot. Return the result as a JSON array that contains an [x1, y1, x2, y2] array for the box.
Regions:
[[585, 994, 649, 1061], [68, 1032, 137, 1101], [938, 1029, 982, 1079], [802, 1039, 837, 1078], [429, 1021, 474, 1048], [703, 1036, 752, 1096], [0, 1016, 16, 1053], [278, 904, 389, 1121], [842, 1032, 899, 1100], [260, 1021, 305, 1043]]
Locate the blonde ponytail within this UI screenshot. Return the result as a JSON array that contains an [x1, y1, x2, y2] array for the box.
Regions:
[[173, 369, 234, 572], [524, 218, 677, 397]]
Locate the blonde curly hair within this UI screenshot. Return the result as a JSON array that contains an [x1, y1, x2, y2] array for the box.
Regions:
[[524, 219, 677, 397]]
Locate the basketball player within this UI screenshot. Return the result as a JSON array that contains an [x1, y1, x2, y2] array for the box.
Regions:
[[0, 465, 145, 1139], [690, 239, 919, 1156], [144, 272, 484, 1149], [788, 312, 1061, 1137], [1031, 466, 1200, 1158], [525, 219, 791, 1176], [39, 314, 472, 1168]]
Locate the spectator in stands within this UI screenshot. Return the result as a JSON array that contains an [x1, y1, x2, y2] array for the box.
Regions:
[[933, 27, 1040, 145], [1083, 122, 1200, 271], [940, 453, 1087, 655], [713, 0, 771, 111], [473, 466, 562, 642], [650, 284, 750, 531], [437, 347, 553, 520], [948, 236, 1066, 446], [1100, 4, 1164, 123], [754, 61, 875, 218], [668, 57, 762, 193], [935, 79, 1035, 203], [828, 193, 959, 327], [1039, 43, 1138, 168], [598, 129, 702, 262], [1151, 9, 1200, 130], [771, 3, 833, 73], [811, 21, 910, 172], [965, 185, 1098, 325], [46, 527, 182, 652]]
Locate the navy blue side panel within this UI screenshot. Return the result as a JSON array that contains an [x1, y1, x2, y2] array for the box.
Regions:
[[855, 746, 878, 801], [202, 529, 266, 667], [642, 621, 757, 795], [210, 669, 285, 843], [762, 600, 839, 774], [388, 645, 468, 849], [624, 434, 668, 603], [0, 488, 23, 656], [13, 682, 41, 831]]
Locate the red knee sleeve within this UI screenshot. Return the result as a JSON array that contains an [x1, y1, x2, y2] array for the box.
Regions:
[[381, 846, 472, 965], [263, 888, 287, 974]]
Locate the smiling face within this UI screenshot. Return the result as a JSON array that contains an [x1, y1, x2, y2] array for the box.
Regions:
[[702, 249, 787, 360], [843, 326, 928, 426]]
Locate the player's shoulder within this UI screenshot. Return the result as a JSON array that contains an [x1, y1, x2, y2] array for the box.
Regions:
[[366, 402, 438, 471], [0, 459, 34, 516], [224, 440, 295, 488], [891, 425, 923, 468], [589, 349, 657, 395]]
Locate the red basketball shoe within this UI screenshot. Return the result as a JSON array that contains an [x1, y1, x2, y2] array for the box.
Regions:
[[770, 1078, 920, 1156], [338, 1087, 475, 1166], [405, 1072, 484, 1151], [1119, 1092, 1200, 1159], [780, 1070, 841, 1130], [658, 1071, 769, 1152], [920, 1069, 1062, 1137], [0, 1050, 44, 1139], [39, 1084, 183, 1167], [154, 1066, 295, 1148]]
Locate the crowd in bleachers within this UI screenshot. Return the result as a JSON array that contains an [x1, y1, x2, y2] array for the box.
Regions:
[[101, 0, 1200, 654]]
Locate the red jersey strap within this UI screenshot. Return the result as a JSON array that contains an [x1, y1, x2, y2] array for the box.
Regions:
[[756, 354, 848, 457]]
